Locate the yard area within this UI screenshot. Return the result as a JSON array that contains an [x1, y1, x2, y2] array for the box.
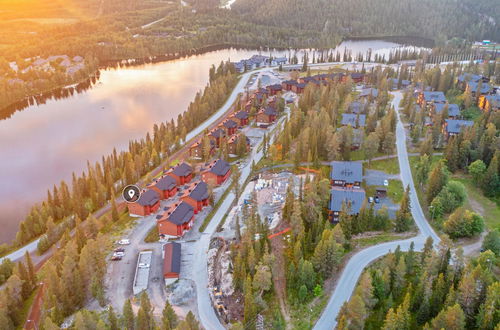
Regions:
[[452, 175, 500, 231], [365, 157, 400, 174]]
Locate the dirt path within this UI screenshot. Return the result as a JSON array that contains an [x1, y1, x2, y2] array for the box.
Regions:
[[460, 193, 487, 256], [269, 226, 291, 327]]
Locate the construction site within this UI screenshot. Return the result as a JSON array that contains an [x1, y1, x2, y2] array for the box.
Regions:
[[206, 170, 312, 325]]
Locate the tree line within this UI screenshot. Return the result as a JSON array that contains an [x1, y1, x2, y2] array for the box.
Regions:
[[338, 238, 499, 329], [2, 61, 237, 254]]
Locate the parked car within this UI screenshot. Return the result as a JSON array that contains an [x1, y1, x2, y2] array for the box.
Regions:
[[383, 180, 389, 186], [113, 252, 125, 258], [368, 197, 374, 203], [374, 196, 380, 203], [114, 248, 125, 253], [111, 255, 122, 261], [117, 239, 130, 245]]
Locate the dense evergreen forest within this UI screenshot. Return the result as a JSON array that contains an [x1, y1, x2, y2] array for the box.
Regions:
[[232, 0, 500, 43], [0, 61, 237, 255], [338, 240, 500, 330]]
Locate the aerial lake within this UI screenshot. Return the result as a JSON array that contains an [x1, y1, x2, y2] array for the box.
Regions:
[[0, 38, 429, 243]]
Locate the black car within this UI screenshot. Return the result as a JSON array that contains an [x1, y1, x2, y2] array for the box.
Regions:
[[111, 255, 122, 261], [114, 248, 125, 253]]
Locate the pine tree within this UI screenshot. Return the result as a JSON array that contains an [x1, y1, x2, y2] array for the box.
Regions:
[[395, 186, 412, 232], [123, 299, 135, 330], [243, 275, 255, 327], [427, 303, 466, 330], [24, 251, 36, 289], [162, 301, 178, 329], [108, 306, 119, 330], [111, 194, 120, 222], [475, 281, 500, 329], [426, 161, 448, 204]]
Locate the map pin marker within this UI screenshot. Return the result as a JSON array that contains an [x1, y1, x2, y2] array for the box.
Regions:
[[128, 189, 135, 199], [123, 184, 140, 203]]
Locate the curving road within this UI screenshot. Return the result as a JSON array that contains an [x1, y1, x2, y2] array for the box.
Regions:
[[313, 91, 440, 329], [193, 108, 289, 329], [0, 68, 268, 265]]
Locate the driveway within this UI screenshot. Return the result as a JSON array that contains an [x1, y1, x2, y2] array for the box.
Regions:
[[313, 91, 440, 329]]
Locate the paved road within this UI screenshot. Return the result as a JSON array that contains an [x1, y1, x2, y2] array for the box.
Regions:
[[0, 67, 270, 266], [313, 91, 440, 329], [193, 111, 288, 329]]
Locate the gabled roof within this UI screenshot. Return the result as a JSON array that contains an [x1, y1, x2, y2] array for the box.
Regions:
[[348, 101, 365, 114], [210, 127, 226, 139], [163, 242, 181, 275], [283, 79, 298, 86], [445, 119, 474, 134], [457, 73, 483, 83], [268, 84, 282, 91], [222, 119, 237, 129], [154, 175, 177, 191], [329, 187, 366, 213], [204, 159, 231, 177], [330, 161, 363, 184], [185, 181, 209, 201], [166, 202, 194, 225], [341, 113, 366, 127], [485, 94, 500, 105], [434, 103, 460, 117], [350, 73, 364, 79], [467, 81, 491, 94], [359, 88, 378, 98], [136, 189, 160, 206], [234, 111, 248, 120], [169, 162, 192, 177], [422, 91, 446, 103], [260, 106, 277, 116]]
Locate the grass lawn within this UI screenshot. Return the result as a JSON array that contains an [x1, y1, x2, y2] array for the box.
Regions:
[[388, 180, 404, 203], [353, 233, 407, 247], [365, 158, 400, 174], [452, 175, 500, 231], [144, 225, 159, 243]]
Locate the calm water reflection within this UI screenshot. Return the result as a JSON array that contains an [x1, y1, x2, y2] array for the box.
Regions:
[[0, 40, 428, 243]]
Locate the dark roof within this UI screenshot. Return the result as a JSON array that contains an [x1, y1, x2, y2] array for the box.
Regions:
[[223, 119, 237, 129], [168, 202, 194, 225], [210, 127, 226, 138], [348, 101, 365, 114], [329, 188, 366, 213], [283, 79, 298, 86], [263, 106, 277, 116], [350, 73, 364, 79], [341, 113, 366, 127], [331, 161, 363, 183], [457, 73, 483, 83], [136, 189, 160, 206], [187, 181, 209, 201], [268, 84, 282, 91], [234, 110, 249, 119], [171, 162, 192, 177], [422, 91, 446, 103], [359, 88, 378, 98], [163, 242, 181, 275], [467, 81, 491, 94], [155, 175, 177, 191], [486, 95, 500, 105], [434, 103, 460, 117], [206, 159, 231, 176], [445, 119, 474, 134], [296, 83, 307, 88]]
